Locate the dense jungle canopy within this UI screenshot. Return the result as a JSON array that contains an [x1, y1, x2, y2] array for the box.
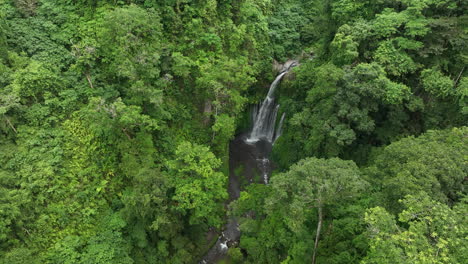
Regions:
[[0, 0, 466, 263]]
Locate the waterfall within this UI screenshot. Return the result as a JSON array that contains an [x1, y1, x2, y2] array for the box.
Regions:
[[257, 158, 270, 184], [245, 71, 289, 144], [200, 60, 298, 264], [274, 112, 286, 143]]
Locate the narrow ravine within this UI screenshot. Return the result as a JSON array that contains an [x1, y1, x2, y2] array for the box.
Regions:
[[199, 61, 297, 264]]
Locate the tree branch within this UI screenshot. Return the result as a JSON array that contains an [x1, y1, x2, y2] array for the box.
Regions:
[[122, 128, 132, 140], [5, 116, 17, 134], [86, 72, 94, 89], [312, 204, 323, 264], [454, 66, 465, 87]]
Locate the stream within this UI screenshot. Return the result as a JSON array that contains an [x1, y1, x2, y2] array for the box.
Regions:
[[199, 61, 297, 263]]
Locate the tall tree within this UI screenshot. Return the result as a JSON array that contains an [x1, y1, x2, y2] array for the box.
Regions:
[[232, 157, 367, 263], [363, 193, 468, 264], [365, 127, 467, 212]]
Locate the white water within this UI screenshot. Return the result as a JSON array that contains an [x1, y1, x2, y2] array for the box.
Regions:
[[199, 61, 297, 264], [274, 113, 286, 144], [245, 71, 288, 144], [257, 158, 270, 184], [219, 241, 228, 251]]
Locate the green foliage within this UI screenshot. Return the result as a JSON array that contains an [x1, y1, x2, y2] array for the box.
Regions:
[[363, 193, 467, 264], [457, 77, 468, 114], [268, 1, 311, 60], [47, 213, 133, 264], [330, 24, 359, 65], [232, 157, 367, 263], [365, 127, 467, 212], [374, 39, 418, 76], [6, 8, 76, 68], [1, 0, 467, 263], [167, 141, 227, 227], [276, 0, 467, 167], [99, 5, 162, 81], [282, 61, 411, 164], [11, 60, 63, 102], [420, 68, 454, 97]]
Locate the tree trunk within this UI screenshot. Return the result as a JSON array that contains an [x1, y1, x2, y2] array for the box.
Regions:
[[85, 72, 94, 89], [312, 205, 323, 264], [454, 66, 465, 87], [203, 99, 212, 126], [5, 116, 17, 133]]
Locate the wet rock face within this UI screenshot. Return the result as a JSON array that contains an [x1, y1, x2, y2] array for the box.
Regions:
[[200, 134, 274, 264], [281, 60, 299, 72], [254, 139, 273, 158], [273, 59, 300, 73], [201, 134, 273, 263], [229, 134, 273, 201], [200, 219, 240, 264], [200, 66, 297, 263]]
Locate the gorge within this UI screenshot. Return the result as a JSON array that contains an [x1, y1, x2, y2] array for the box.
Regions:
[[200, 61, 298, 263]]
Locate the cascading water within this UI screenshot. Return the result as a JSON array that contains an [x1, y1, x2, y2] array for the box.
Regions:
[[245, 65, 294, 144], [200, 60, 298, 264], [257, 158, 270, 184], [244, 68, 294, 183], [274, 113, 286, 143], [244, 63, 297, 183]]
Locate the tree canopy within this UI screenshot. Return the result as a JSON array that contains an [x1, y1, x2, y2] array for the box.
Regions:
[[0, 0, 466, 263]]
